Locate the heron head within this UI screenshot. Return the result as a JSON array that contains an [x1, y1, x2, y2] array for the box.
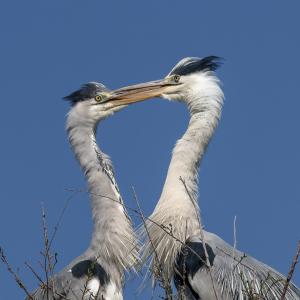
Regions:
[[64, 81, 162, 127], [110, 56, 223, 106], [161, 56, 222, 102]]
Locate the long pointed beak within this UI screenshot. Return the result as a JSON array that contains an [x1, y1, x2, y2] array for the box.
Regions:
[[103, 79, 175, 107]]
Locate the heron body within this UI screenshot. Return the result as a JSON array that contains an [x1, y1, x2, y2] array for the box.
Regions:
[[175, 232, 300, 299], [136, 57, 300, 299], [26, 82, 154, 300]]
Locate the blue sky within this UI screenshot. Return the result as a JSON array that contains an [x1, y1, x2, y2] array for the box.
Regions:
[[0, 1, 299, 299]]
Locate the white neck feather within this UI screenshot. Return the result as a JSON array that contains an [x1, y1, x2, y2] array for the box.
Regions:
[[143, 73, 224, 281], [66, 111, 138, 286], [160, 73, 223, 210]]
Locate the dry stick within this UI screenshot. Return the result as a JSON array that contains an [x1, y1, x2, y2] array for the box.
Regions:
[[231, 216, 251, 293], [66, 187, 226, 278], [66, 188, 223, 300], [54, 291, 71, 300], [179, 220, 189, 299], [262, 274, 285, 299], [68, 188, 209, 269], [65, 188, 141, 265], [179, 177, 209, 265], [24, 261, 45, 286], [144, 213, 207, 264], [131, 186, 173, 300], [36, 196, 75, 297], [232, 215, 237, 269], [49, 190, 79, 248], [179, 176, 219, 300], [47, 190, 78, 297], [0, 247, 34, 300], [41, 203, 51, 300], [17, 193, 76, 300], [65, 187, 221, 296], [280, 240, 300, 300], [80, 281, 89, 300], [217, 247, 254, 272], [66, 188, 123, 208], [66, 187, 149, 221]]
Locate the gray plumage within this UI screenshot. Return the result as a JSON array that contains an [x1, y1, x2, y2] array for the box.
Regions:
[[139, 57, 300, 299], [175, 233, 300, 299], [27, 82, 139, 300]]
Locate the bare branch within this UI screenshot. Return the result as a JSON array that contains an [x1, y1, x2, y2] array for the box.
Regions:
[[0, 247, 33, 299], [41, 203, 51, 300], [131, 186, 173, 300], [49, 190, 78, 248], [280, 240, 300, 300], [232, 215, 237, 269], [179, 176, 219, 300], [24, 261, 45, 286]]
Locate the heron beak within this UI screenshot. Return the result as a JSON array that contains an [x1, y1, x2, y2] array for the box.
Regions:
[[104, 79, 175, 107]]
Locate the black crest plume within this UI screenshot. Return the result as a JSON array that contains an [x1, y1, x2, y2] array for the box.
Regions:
[[64, 82, 110, 105], [169, 56, 223, 76]]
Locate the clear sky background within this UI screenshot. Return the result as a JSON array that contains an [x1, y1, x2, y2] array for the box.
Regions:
[[0, 1, 299, 299]]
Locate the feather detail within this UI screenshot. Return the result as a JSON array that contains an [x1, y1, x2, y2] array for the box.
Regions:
[[140, 71, 223, 283]]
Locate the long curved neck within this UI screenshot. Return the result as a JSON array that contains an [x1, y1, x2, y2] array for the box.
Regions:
[[144, 74, 223, 281], [161, 94, 222, 207], [66, 116, 138, 281], [158, 75, 223, 213]]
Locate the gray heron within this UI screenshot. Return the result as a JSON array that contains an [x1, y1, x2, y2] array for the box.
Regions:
[[27, 82, 160, 300], [116, 57, 300, 299]]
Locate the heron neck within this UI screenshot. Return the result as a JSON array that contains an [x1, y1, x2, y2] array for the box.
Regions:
[[143, 76, 224, 282], [159, 94, 222, 210], [66, 121, 138, 281]]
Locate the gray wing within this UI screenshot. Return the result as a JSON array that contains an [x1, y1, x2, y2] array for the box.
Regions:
[[174, 231, 300, 300], [25, 259, 112, 300]]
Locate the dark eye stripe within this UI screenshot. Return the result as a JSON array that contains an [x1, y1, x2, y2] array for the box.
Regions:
[[169, 56, 222, 76]]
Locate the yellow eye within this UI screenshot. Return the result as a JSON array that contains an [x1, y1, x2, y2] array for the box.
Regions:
[[173, 74, 181, 83], [95, 94, 102, 102]]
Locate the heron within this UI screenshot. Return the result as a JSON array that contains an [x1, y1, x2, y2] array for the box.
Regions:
[[27, 82, 161, 300], [115, 57, 300, 299]]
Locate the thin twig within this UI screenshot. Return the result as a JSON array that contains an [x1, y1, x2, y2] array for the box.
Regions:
[[280, 240, 300, 300], [24, 261, 45, 286], [179, 177, 209, 264], [216, 246, 256, 273], [65, 185, 219, 299], [232, 215, 237, 269], [232, 253, 248, 272], [49, 190, 78, 248], [41, 203, 51, 300], [131, 186, 173, 300], [179, 176, 219, 300], [178, 219, 189, 299], [0, 247, 33, 299], [66, 187, 210, 268]]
